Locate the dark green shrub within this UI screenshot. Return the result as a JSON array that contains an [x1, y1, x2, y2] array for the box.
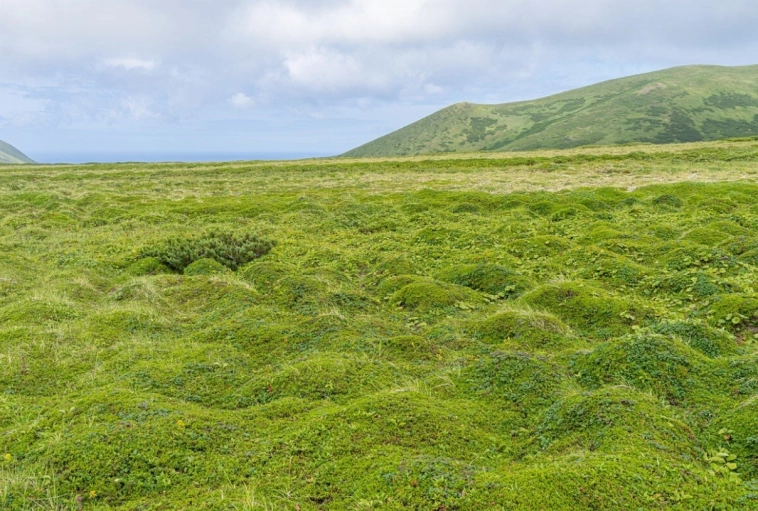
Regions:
[[142, 230, 274, 271]]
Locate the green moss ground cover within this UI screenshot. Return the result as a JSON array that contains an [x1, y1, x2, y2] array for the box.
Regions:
[[1, 142, 758, 509]]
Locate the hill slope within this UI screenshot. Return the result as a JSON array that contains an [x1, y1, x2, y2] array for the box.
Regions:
[[345, 65, 758, 157], [0, 139, 35, 164]]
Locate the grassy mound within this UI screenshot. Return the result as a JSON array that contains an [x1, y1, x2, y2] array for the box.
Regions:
[[506, 235, 573, 258], [536, 386, 698, 457], [183, 258, 230, 276], [564, 246, 648, 288], [459, 350, 568, 414], [572, 333, 705, 404], [706, 294, 758, 333], [437, 263, 533, 297], [387, 277, 483, 312], [521, 281, 650, 338], [381, 335, 440, 360], [705, 398, 758, 479], [124, 257, 171, 277], [471, 308, 575, 351], [652, 320, 738, 357], [233, 354, 401, 404]]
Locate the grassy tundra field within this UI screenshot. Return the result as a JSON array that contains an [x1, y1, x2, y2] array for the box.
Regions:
[[2, 139, 758, 509]]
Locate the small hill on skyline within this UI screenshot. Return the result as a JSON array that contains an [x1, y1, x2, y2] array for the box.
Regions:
[[0, 139, 35, 164], [344, 65, 758, 157]]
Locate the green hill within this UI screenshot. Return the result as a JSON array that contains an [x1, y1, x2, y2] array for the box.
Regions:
[[0, 139, 35, 164], [345, 65, 758, 157]]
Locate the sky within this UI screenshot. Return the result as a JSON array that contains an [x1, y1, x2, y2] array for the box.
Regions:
[[1, 0, 757, 161]]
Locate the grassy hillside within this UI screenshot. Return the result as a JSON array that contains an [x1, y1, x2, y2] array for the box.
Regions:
[[345, 65, 758, 157], [0, 140, 34, 164], [2, 140, 758, 509]]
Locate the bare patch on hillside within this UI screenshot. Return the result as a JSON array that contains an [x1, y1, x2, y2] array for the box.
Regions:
[[638, 83, 667, 95]]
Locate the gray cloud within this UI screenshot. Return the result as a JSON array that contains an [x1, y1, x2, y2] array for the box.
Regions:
[[1, 0, 756, 155]]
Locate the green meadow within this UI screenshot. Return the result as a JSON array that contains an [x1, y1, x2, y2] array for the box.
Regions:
[[2, 139, 758, 509]]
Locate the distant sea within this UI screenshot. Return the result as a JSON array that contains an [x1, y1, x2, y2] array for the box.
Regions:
[[31, 151, 335, 164]]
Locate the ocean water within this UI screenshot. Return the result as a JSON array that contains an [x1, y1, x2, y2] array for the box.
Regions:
[[30, 151, 335, 164]]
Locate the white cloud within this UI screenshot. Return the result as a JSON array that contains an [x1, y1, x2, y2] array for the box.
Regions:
[[121, 96, 159, 120], [0, 0, 757, 153], [103, 58, 157, 71], [284, 48, 377, 92], [230, 92, 255, 108], [236, 0, 451, 47], [424, 83, 444, 95]]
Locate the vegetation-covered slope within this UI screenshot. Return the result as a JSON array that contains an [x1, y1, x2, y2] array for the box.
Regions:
[[345, 65, 758, 157], [0, 140, 34, 164], [2, 140, 758, 509]]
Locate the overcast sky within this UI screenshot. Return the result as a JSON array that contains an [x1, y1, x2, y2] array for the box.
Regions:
[[1, 0, 757, 160]]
